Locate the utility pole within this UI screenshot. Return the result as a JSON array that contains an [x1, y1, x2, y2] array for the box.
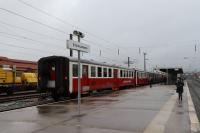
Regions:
[[128, 57, 130, 68], [144, 52, 147, 72], [166, 68, 169, 85], [69, 34, 73, 57]]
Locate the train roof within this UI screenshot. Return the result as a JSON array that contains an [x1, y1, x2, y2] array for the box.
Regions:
[[39, 56, 166, 76], [0, 56, 37, 72], [38, 55, 135, 70]]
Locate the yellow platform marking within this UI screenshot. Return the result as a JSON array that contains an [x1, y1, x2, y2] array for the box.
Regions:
[[143, 90, 176, 133], [185, 82, 200, 133]]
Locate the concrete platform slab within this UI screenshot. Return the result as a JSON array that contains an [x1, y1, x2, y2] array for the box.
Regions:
[[0, 84, 198, 133]]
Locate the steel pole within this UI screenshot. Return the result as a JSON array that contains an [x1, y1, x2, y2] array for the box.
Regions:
[[78, 50, 81, 115], [69, 34, 73, 57], [128, 57, 130, 68], [77, 36, 81, 116], [167, 68, 168, 85], [144, 53, 146, 72]]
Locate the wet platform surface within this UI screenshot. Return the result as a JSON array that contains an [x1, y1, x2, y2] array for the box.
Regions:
[[0, 84, 198, 133]]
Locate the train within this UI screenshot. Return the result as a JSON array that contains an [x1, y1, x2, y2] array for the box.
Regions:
[[0, 65, 37, 95], [38, 56, 166, 100]]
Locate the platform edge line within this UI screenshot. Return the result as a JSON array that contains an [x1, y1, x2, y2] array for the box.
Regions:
[[186, 81, 200, 133]]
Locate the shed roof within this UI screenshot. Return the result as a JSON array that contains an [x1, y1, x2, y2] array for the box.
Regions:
[[0, 56, 37, 71]]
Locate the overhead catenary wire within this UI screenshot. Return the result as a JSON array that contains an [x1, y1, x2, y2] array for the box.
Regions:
[[0, 30, 127, 59], [0, 31, 65, 49], [0, 31, 128, 64], [0, 7, 134, 59], [82, 39, 137, 60], [0, 8, 70, 35], [0, 6, 140, 66], [0, 41, 58, 55], [17, 0, 123, 47], [0, 45, 44, 58], [0, 20, 132, 59], [17, 0, 138, 58], [0, 20, 64, 42], [0, 31, 127, 60]]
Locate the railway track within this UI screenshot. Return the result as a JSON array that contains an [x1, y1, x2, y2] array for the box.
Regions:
[[187, 78, 200, 121], [0, 85, 147, 112], [0, 91, 52, 112], [0, 91, 49, 103]]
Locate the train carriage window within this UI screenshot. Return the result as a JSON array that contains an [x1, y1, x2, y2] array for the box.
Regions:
[[82, 65, 88, 77], [91, 66, 96, 77], [97, 67, 102, 77], [129, 71, 131, 77], [126, 71, 128, 77], [73, 64, 78, 77], [123, 70, 126, 77], [108, 68, 112, 77], [132, 71, 134, 77], [120, 70, 123, 77], [103, 68, 107, 77]]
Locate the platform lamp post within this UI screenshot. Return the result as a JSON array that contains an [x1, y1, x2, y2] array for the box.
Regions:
[[73, 30, 85, 116], [67, 31, 90, 116]]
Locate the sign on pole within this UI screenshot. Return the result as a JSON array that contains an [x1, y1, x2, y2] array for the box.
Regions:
[[67, 40, 90, 53], [67, 39, 90, 116]]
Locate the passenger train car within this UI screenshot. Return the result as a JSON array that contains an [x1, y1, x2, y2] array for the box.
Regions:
[[38, 56, 166, 100]]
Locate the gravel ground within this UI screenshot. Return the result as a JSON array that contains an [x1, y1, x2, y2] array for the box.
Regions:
[[0, 97, 53, 112]]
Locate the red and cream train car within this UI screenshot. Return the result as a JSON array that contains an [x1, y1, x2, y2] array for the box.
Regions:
[[38, 56, 163, 100]]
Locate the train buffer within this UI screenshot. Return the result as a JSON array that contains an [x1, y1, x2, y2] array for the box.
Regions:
[[0, 84, 199, 133]]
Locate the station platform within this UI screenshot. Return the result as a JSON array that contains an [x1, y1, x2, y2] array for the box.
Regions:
[[0, 83, 199, 133]]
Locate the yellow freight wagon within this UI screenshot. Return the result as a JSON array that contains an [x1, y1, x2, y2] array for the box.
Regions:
[[0, 66, 37, 95]]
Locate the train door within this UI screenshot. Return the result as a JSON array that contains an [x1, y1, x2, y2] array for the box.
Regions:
[[38, 57, 69, 100], [113, 69, 119, 90], [82, 65, 89, 92]]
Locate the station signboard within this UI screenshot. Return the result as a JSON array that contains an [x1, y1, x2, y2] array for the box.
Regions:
[[67, 40, 90, 53]]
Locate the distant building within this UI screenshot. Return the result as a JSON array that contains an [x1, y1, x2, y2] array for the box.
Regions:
[[155, 67, 183, 85], [0, 56, 37, 72]]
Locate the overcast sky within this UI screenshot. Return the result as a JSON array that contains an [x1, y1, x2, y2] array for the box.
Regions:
[[0, 0, 200, 72]]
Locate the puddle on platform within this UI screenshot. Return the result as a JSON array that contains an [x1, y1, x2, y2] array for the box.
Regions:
[[37, 105, 70, 114]]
